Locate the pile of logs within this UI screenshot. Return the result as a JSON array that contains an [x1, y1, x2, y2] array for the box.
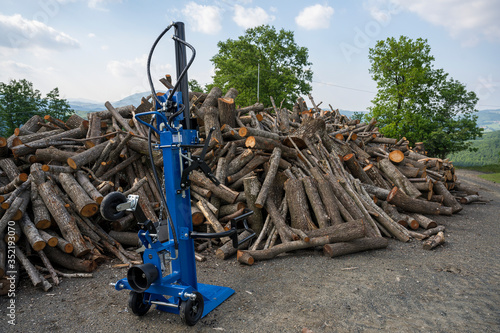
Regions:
[[0, 82, 483, 293]]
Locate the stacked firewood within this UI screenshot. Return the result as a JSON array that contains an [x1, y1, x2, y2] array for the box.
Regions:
[[0, 83, 482, 293]]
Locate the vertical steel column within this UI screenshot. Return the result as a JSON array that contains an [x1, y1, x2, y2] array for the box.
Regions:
[[173, 22, 191, 129]]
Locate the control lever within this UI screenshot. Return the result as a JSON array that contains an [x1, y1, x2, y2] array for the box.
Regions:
[[180, 127, 220, 189], [190, 209, 256, 248]]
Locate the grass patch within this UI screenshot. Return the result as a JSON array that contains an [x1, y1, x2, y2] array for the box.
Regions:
[[478, 173, 500, 183], [456, 164, 500, 173]]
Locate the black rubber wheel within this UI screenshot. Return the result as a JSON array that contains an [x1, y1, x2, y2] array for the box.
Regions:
[[128, 291, 151, 316], [100, 191, 127, 221], [179, 292, 204, 326]]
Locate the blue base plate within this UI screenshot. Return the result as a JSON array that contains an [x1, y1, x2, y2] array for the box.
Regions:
[[154, 283, 234, 318], [198, 283, 235, 318]]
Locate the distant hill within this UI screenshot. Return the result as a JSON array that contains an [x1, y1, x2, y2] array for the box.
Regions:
[[476, 109, 500, 132], [67, 92, 500, 131], [68, 91, 152, 113], [448, 130, 500, 166]]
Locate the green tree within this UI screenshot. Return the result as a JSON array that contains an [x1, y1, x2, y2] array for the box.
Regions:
[[210, 25, 313, 108], [367, 36, 482, 158], [0, 79, 74, 137], [188, 79, 204, 93]]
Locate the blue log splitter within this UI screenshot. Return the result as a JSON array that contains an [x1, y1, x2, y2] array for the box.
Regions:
[[99, 22, 255, 326]]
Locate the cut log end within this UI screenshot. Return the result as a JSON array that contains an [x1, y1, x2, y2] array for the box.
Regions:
[[35, 220, 51, 229], [237, 250, 254, 265], [32, 241, 46, 252], [389, 150, 405, 164], [64, 243, 74, 254], [67, 158, 78, 170], [80, 203, 99, 217]]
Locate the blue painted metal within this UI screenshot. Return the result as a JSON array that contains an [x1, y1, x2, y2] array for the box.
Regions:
[[115, 90, 234, 319]]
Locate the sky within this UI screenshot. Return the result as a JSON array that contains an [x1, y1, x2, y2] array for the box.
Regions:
[[0, 0, 499, 111]]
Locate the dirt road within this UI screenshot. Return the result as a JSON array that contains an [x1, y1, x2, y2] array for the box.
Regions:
[[2, 170, 499, 332]]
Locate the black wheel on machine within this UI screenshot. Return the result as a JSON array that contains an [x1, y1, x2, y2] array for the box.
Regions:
[[128, 291, 151, 316], [179, 292, 204, 326], [100, 191, 127, 221]]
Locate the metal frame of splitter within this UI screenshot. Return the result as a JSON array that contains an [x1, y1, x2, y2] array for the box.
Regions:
[[101, 22, 254, 326]]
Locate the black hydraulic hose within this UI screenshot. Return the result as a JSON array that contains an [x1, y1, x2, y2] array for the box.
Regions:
[[147, 23, 174, 107], [145, 24, 197, 250], [167, 36, 196, 101]]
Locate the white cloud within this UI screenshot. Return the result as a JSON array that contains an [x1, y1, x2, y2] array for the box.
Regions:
[[107, 54, 172, 79], [295, 4, 334, 30], [0, 13, 79, 50], [368, 0, 500, 45], [364, 0, 401, 24], [0, 60, 57, 87], [233, 5, 275, 29], [182, 2, 222, 35], [87, 0, 122, 11], [88, 33, 96, 38]]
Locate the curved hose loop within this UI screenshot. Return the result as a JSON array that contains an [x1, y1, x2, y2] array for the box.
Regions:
[[147, 23, 174, 107], [166, 36, 197, 101]]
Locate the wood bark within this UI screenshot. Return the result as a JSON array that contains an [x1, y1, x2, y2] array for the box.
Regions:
[[218, 97, 237, 128], [309, 168, 343, 225], [245, 136, 297, 159], [75, 171, 104, 204], [215, 230, 253, 260], [285, 178, 315, 231], [35, 147, 76, 163], [108, 230, 141, 247], [323, 237, 388, 258], [67, 141, 108, 170], [226, 155, 268, 184], [38, 229, 58, 247], [104, 101, 134, 133], [15, 245, 51, 290], [43, 246, 96, 272], [237, 221, 365, 264], [227, 149, 256, 175], [433, 181, 463, 213], [302, 176, 330, 229], [19, 215, 46, 251], [59, 173, 99, 217], [343, 153, 374, 185], [379, 159, 422, 199], [190, 170, 239, 203], [387, 187, 453, 216], [255, 147, 281, 208], [12, 126, 87, 156], [38, 181, 90, 257], [243, 176, 264, 234], [410, 213, 437, 229], [422, 231, 445, 250]]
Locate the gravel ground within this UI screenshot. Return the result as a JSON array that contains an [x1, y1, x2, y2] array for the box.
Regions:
[[2, 169, 499, 333]]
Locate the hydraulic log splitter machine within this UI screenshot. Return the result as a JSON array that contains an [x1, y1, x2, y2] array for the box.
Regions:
[[100, 22, 254, 326]]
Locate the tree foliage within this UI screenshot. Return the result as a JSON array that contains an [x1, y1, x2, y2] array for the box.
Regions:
[[0, 79, 74, 137], [210, 25, 313, 108], [367, 36, 482, 158], [188, 79, 204, 93]]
